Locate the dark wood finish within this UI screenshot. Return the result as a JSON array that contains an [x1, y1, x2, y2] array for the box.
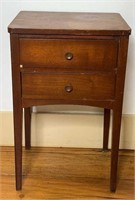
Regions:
[[22, 73, 116, 100], [8, 11, 131, 192], [103, 109, 110, 151], [110, 36, 130, 192], [10, 34, 23, 190], [8, 11, 131, 36], [24, 108, 31, 150], [22, 99, 114, 110], [20, 38, 118, 70]]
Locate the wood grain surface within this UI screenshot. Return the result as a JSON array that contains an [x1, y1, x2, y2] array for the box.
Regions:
[[8, 11, 131, 35], [20, 38, 118, 70], [0, 147, 134, 199], [22, 73, 115, 100]]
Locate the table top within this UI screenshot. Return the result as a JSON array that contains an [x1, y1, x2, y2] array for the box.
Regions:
[[8, 11, 131, 36]]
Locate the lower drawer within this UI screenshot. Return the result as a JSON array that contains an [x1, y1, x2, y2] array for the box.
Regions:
[[22, 73, 115, 100]]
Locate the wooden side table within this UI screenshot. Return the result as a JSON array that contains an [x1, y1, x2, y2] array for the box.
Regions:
[[8, 11, 131, 192]]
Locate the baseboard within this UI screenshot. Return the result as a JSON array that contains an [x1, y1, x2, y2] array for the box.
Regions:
[[0, 111, 135, 149]]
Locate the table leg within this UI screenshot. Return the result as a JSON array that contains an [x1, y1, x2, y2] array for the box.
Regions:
[[103, 109, 110, 151], [110, 108, 122, 192], [24, 107, 31, 150], [13, 106, 23, 190]]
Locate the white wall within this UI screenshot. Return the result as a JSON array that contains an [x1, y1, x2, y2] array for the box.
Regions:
[[0, 0, 135, 114], [1, 112, 135, 149]]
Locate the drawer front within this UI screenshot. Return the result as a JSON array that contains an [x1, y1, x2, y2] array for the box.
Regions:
[[22, 73, 115, 100], [20, 39, 118, 71]]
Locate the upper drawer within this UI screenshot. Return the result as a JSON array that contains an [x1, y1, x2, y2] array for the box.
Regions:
[[20, 39, 118, 71]]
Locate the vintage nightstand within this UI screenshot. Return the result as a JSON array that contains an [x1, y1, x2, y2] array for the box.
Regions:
[[8, 11, 131, 192]]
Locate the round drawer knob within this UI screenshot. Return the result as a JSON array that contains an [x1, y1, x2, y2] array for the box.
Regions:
[[65, 84, 73, 93], [65, 52, 73, 60]]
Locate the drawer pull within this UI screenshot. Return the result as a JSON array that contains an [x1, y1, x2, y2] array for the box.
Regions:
[[65, 84, 73, 93], [65, 52, 73, 60]]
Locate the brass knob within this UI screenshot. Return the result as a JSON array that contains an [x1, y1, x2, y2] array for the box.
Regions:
[[65, 84, 73, 93], [65, 52, 73, 60]]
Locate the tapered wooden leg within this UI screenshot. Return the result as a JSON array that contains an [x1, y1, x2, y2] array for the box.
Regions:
[[11, 34, 23, 190], [103, 109, 110, 151], [24, 107, 31, 150], [110, 108, 122, 192], [13, 106, 23, 190]]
